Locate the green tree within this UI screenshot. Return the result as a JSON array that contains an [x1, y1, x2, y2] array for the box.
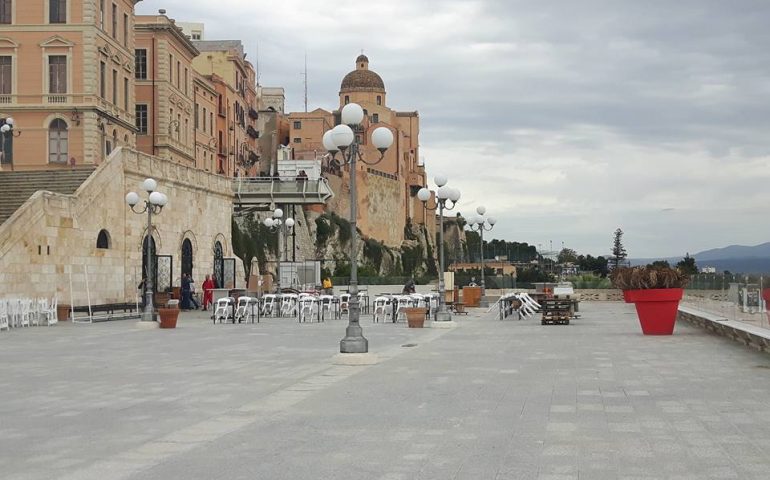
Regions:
[[557, 248, 578, 264], [577, 254, 609, 277], [648, 260, 671, 269], [611, 228, 627, 269], [676, 253, 698, 275]]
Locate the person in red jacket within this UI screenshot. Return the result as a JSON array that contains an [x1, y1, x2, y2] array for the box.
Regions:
[[202, 274, 215, 311]]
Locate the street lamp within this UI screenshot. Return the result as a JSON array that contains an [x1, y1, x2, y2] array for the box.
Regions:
[[126, 178, 168, 322], [323, 102, 394, 354], [1, 117, 21, 165], [467, 206, 497, 297], [418, 176, 461, 322], [263, 207, 295, 293]]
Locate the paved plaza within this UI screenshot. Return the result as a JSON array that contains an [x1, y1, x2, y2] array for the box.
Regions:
[[2, 302, 770, 479]]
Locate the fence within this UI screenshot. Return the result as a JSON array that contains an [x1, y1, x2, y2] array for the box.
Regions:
[[682, 274, 769, 330]]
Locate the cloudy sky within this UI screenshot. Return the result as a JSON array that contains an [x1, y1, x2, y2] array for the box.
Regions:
[[138, 0, 770, 258]]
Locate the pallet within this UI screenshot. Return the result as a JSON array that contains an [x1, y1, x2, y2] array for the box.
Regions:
[[540, 299, 572, 325]]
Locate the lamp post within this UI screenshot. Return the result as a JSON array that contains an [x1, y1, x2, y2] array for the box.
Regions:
[[467, 206, 497, 297], [1, 117, 21, 165], [263, 207, 294, 293], [322, 102, 394, 354], [417, 177, 461, 322], [125, 179, 168, 322]]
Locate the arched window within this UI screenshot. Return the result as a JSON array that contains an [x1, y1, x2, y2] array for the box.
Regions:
[[48, 118, 68, 163], [213, 241, 223, 288], [181, 238, 193, 277], [96, 229, 110, 249]]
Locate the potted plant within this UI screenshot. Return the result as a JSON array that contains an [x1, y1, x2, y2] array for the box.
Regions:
[[610, 266, 690, 335], [158, 300, 180, 329], [404, 307, 428, 328]]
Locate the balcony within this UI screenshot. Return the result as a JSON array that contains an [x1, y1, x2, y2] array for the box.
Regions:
[[47, 95, 69, 104], [246, 125, 259, 139], [233, 176, 335, 207], [248, 151, 259, 164], [248, 107, 258, 120], [0, 94, 14, 104]]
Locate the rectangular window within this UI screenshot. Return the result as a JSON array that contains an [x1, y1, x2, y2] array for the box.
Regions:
[[176, 61, 180, 88], [209, 112, 213, 134], [293, 121, 301, 129], [202, 107, 206, 131], [372, 113, 379, 123], [194, 103, 199, 129], [168, 54, 172, 83], [135, 104, 148, 134], [0, 0, 11, 25], [0, 56, 11, 94], [123, 77, 128, 111], [100, 61, 105, 97], [112, 69, 117, 105], [48, 56, 67, 94], [99, 0, 104, 29], [293, 137, 301, 143], [111, 3, 117, 39], [184, 68, 188, 95], [49, 0, 66, 24], [123, 13, 128, 46], [134, 49, 147, 79]]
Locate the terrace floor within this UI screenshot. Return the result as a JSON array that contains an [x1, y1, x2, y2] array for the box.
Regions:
[[2, 302, 770, 479]]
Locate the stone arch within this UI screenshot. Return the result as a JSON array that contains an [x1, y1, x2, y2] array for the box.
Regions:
[[213, 233, 228, 256], [138, 225, 162, 251], [96, 229, 111, 249]]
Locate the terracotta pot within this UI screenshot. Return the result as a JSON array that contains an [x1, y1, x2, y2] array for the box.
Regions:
[[57, 304, 71, 322], [158, 307, 179, 329], [626, 288, 683, 335], [404, 307, 427, 328]]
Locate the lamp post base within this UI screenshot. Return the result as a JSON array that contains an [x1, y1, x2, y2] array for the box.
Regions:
[[140, 310, 157, 323], [340, 325, 368, 353], [435, 310, 453, 322]]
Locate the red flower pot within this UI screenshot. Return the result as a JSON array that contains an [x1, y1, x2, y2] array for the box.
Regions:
[[626, 288, 683, 335]]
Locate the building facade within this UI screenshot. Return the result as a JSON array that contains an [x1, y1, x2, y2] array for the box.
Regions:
[[0, 0, 142, 170], [287, 55, 430, 247], [134, 13, 199, 167]]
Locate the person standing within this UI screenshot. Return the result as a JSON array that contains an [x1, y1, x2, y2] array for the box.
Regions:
[[189, 277, 200, 310], [322, 277, 333, 295], [202, 274, 215, 311], [181, 273, 192, 310]]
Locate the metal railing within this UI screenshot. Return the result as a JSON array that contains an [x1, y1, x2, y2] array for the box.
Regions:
[[234, 176, 334, 204]]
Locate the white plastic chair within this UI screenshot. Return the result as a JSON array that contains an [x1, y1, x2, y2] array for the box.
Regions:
[[339, 293, 351, 316], [261, 294, 277, 316], [280, 293, 299, 317], [0, 300, 8, 331], [372, 296, 392, 323], [234, 296, 254, 323], [394, 295, 412, 323], [19, 299, 31, 328], [213, 297, 232, 324], [319, 295, 334, 321], [298, 296, 318, 323], [44, 296, 58, 326]]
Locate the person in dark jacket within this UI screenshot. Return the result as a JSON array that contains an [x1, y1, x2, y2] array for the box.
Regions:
[[181, 273, 192, 310]]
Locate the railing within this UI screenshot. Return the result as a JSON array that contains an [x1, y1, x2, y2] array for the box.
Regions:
[[47, 95, 69, 104], [0, 94, 13, 104], [682, 274, 770, 330], [233, 176, 334, 204]]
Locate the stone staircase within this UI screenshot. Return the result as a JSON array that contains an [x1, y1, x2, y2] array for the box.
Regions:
[[0, 167, 96, 225]]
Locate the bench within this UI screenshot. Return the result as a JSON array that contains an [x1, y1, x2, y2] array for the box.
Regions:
[[71, 303, 139, 322]]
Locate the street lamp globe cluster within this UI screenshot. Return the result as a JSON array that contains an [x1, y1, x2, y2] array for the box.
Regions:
[[323, 102, 393, 354], [467, 206, 497, 296], [263, 207, 295, 293], [125, 178, 168, 322], [418, 175, 461, 322], [0, 116, 14, 134]]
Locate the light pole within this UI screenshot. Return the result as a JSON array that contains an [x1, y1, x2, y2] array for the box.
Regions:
[[467, 206, 497, 297], [1, 117, 21, 165], [322, 102, 394, 353], [125, 179, 168, 322], [418, 177, 461, 322], [263, 207, 294, 293]]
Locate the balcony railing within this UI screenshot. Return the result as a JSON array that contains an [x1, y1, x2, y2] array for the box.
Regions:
[[47, 95, 69, 104], [0, 94, 13, 104]]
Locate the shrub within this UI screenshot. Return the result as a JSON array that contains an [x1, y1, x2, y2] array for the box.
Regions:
[[610, 266, 690, 290]]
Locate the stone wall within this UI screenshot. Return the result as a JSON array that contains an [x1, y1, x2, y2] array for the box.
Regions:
[[0, 147, 242, 306]]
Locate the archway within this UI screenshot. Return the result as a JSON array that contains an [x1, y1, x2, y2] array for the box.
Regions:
[[213, 241, 224, 288], [181, 238, 193, 278]]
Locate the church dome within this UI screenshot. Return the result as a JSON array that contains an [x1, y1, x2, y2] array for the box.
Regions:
[[340, 56, 385, 93]]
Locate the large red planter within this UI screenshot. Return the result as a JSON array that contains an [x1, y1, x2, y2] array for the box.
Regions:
[[626, 288, 683, 335]]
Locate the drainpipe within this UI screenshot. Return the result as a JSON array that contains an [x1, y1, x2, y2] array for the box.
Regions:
[[151, 37, 156, 156]]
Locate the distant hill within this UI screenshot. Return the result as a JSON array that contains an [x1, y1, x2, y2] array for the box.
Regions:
[[630, 242, 770, 274]]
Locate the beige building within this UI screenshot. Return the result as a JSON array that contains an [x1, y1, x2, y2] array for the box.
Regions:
[[450, 261, 517, 277], [134, 14, 199, 167], [192, 40, 258, 177], [0, 0, 141, 170], [288, 55, 429, 247]]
